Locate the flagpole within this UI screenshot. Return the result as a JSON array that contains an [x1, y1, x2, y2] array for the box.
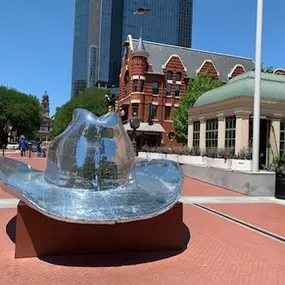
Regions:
[[252, 0, 264, 172]]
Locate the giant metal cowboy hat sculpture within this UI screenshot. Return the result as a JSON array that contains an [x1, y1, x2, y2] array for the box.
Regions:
[[0, 109, 183, 224]]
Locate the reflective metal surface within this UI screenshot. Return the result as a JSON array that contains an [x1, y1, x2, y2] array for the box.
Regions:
[[0, 109, 184, 224]]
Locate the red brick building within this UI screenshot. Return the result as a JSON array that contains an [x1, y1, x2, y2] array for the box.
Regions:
[[118, 35, 255, 147]]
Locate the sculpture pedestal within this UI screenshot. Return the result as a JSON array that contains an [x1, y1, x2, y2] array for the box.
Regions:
[[15, 201, 184, 258]]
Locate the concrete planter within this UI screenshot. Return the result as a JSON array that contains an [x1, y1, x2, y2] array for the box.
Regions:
[[138, 152, 167, 160], [138, 152, 148, 159], [231, 159, 252, 171], [205, 158, 252, 171], [166, 154, 179, 162], [138, 152, 251, 171], [205, 157, 230, 169], [178, 155, 204, 165]]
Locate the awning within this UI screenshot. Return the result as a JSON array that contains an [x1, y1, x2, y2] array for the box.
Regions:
[[123, 122, 166, 133]]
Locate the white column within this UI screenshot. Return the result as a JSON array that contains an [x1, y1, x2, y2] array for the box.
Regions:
[[187, 121, 193, 149], [218, 117, 225, 149], [199, 118, 206, 152], [235, 115, 249, 155], [269, 118, 281, 165], [252, 0, 264, 171]]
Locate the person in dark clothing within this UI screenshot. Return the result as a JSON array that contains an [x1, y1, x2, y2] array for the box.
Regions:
[[37, 142, 42, 157], [19, 138, 28, 157]]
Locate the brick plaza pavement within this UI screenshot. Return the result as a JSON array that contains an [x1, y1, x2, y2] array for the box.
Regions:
[[0, 154, 284, 284]]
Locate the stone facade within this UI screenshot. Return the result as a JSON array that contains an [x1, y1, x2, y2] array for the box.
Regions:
[[119, 35, 254, 147]]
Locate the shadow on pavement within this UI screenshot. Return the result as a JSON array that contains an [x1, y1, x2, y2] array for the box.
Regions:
[[6, 216, 190, 267], [6, 215, 16, 242]]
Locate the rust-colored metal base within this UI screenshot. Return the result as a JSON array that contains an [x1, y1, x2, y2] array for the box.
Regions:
[[15, 201, 184, 258]]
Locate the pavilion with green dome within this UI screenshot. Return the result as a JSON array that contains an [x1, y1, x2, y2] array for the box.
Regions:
[[187, 71, 285, 168]]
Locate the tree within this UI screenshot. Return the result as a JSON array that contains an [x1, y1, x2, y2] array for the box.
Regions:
[[262, 65, 274, 73], [0, 86, 43, 146], [253, 64, 274, 73], [52, 87, 108, 137], [173, 72, 223, 144]]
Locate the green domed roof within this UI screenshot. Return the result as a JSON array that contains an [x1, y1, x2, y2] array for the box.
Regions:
[[194, 71, 285, 107]]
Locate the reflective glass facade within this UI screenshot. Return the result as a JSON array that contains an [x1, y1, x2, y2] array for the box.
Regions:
[[71, 0, 193, 98], [87, 45, 97, 88], [122, 0, 193, 48], [71, 0, 123, 98], [71, 0, 90, 98]]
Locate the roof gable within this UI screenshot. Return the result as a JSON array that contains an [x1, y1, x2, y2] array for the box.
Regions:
[[131, 37, 255, 82]]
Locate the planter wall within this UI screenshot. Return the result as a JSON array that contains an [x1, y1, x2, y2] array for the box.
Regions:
[[205, 158, 230, 169], [138, 152, 252, 171], [231, 159, 252, 171], [178, 155, 204, 165], [166, 154, 179, 162]]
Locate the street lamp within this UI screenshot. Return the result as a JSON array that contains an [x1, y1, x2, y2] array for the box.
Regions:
[[252, 0, 264, 172], [130, 112, 140, 155]]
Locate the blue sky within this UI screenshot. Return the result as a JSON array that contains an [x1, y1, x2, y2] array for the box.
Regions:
[[0, 0, 284, 116]]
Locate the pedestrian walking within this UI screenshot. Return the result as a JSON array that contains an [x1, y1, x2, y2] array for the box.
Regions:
[[19, 138, 28, 157], [37, 142, 42, 157], [41, 142, 47, 158]]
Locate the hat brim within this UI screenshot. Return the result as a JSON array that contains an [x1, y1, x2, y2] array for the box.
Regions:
[[0, 157, 183, 224]]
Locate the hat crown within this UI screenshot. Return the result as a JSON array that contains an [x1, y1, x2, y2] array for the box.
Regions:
[[44, 109, 135, 190]]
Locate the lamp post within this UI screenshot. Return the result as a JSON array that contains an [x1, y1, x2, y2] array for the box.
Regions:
[[130, 112, 140, 155], [252, 0, 264, 172]]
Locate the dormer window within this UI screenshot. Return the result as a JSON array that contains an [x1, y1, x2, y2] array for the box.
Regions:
[[167, 71, 173, 80], [166, 83, 171, 96], [175, 85, 180, 97], [152, 82, 159, 94], [176, 72, 181, 81]]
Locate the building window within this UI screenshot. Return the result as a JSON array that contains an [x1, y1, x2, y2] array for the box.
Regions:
[[176, 72, 182, 81], [132, 103, 139, 116], [280, 121, 285, 155], [166, 83, 171, 96], [140, 80, 144, 92], [225, 116, 236, 153], [165, 106, 171, 120], [206, 119, 218, 149], [175, 85, 180, 97], [133, 79, 138, 92], [193, 121, 200, 148], [167, 71, 173, 80], [152, 81, 159, 94], [150, 104, 158, 119]]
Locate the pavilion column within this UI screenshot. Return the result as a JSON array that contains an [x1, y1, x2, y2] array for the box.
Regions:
[[217, 115, 225, 149], [187, 119, 193, 149], [269, 118, 281, 165], [235, 114, 250, 155], [199, 118, 206, 152]]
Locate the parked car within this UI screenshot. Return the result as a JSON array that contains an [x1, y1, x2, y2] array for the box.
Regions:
[[6, 142, 19, 150]]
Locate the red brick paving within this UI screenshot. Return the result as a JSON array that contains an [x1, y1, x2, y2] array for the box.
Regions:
[[0, 205, 284, 285], [203, 203, 285, 238], [181, 177, 243, 196]]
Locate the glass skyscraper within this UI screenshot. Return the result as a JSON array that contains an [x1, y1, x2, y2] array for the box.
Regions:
[[71, 0, 193, 98], [122, 0, 193, 48]]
